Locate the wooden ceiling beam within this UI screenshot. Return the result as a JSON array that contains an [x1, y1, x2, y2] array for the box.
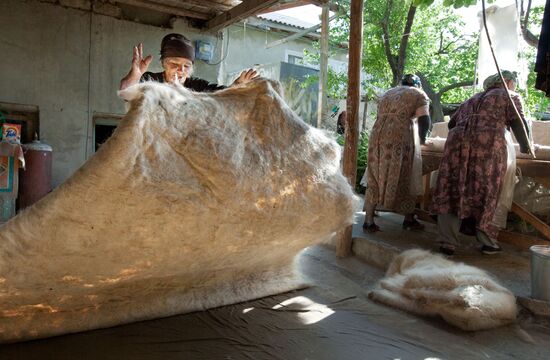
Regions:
[[258, 0, 338, 15], [115, 0, 211, 20], [258, 0, 310, 14], [205, 0, 279, 32], [309, 0, 339, 12], [172, 0, 233, 12]]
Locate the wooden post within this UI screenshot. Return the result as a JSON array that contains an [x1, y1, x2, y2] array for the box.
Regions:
[[317, 2, 329, 128], [422, 173, 431, 210], [336, 0, 364, 258]]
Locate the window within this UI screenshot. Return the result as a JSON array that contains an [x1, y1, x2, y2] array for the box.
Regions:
[[288, 54, 304, 65], [93, 113, 123, 152], [285, 50, 317, 69]]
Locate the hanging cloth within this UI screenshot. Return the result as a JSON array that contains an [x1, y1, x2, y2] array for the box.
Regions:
[[535, 0, 550, 96]]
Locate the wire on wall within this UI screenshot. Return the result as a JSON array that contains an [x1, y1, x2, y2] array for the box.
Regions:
[[207, 30, 230, 66]]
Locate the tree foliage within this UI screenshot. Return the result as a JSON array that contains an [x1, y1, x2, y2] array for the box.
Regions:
[[413, 0, 485, 8], [519, 5, 550, 117], [306, 0, 547, 120], [319, 0, 479, 121]]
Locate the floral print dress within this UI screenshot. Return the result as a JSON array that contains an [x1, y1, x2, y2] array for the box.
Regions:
[[365, 86, 430, 214], [431, 88, 530, 239]]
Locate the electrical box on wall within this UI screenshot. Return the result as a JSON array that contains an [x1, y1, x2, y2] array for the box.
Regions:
[[195, 40, 214, 62]]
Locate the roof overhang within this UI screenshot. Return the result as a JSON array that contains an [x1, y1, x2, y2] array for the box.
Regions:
[[108, 0, 337, 31]]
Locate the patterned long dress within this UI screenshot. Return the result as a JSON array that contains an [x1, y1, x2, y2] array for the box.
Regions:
[[431, 88, 530, 239], [365, 86, 430, 214]]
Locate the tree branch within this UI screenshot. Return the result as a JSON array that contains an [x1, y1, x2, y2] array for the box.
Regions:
[[437, 80, 475, 96], [416, 73, 437, 100], [436, 34, 466, 55], [380, 0, 398, 81], [396, 4, 417, 82], [523, 0, 532, 29], [438, 32, 444, 54], [418, 73, 475, 122], [417, 72, 442, 122], [521, 0, 539, 47]]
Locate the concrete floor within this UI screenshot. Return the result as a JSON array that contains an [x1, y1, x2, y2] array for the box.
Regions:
[[1, 243, 549, 360]]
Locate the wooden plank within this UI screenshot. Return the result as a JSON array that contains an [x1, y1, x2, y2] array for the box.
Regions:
[[511, 202, 550, 240], [115, 0, 210, 19], [336, 0, 364, 258], [517, 158, 550, 178], [205, 0, 279, 32], [258, 0, 312, 14], [498, 230, 550, 250], [179, 0, 232, 11], [308, 0, 338, 10], [316, 2, 329, 128]]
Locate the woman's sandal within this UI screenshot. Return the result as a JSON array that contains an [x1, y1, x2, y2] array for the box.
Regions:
[[362, 222, 380, 233], [439, 245, 455, 256], [402, 219, 425, 231]]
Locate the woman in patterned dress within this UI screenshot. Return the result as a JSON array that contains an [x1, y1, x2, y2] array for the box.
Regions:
[[431, 71, 533, 255], [362, 74, 432, 232]]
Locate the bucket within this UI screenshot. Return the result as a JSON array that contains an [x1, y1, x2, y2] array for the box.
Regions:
[[530, 245, 550, 301]]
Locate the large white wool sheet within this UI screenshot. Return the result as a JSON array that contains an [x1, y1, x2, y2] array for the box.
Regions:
[[369, 249, 517, 331], [0, 80, 357, 343]]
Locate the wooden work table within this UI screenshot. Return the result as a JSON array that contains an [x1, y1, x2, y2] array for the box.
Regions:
[[422, 150, 550, 179]]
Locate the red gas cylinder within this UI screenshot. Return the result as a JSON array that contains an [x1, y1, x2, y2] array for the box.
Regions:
[[18, 140, 53, 209]]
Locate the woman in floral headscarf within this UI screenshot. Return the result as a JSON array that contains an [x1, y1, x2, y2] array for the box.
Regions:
[[431, 70, 533, 256]]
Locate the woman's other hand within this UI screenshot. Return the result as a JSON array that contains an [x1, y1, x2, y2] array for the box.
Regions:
[[232, 69, 259, 86]]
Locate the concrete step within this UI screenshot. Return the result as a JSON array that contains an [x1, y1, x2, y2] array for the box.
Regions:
[[350, 211, 533, 299]]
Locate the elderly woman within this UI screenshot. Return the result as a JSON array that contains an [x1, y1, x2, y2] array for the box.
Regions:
[[120, 33, 257, 91], [431, 71, 533, 255], [362, 74, 432, 232]]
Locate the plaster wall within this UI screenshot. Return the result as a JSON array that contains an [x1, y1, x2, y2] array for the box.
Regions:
[[0, 0, 220, 186], [220, 22, 348, 83], [0, 0, 347, 186]]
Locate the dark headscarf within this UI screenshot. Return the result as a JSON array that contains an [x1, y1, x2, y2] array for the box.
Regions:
[[401, 74, 422, 88], [160, 33, 195, 62]]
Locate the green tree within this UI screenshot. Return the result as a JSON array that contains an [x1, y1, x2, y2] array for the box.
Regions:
[[408, 3, 478, 121], [321, 0, 479, 121], [307, 0, 546, 120], [519, 5, 550, 118]]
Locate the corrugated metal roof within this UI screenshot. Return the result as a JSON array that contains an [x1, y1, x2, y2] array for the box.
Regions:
[[257, 13, 317, 29]]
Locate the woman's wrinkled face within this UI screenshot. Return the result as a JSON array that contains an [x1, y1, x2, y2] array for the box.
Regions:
[[162, 57, 193, 84], [506, 79, 517, 91]]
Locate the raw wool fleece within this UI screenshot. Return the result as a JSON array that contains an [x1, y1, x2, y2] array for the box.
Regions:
[[369, 249, 518, 331], [0, 79, 357, 343]]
